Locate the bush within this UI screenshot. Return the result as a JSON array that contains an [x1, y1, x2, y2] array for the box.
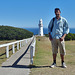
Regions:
[[45, 33, 75, 41], [0, 26, 33, 40]]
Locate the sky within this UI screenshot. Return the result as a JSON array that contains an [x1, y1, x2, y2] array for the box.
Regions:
[[0, 0, 75, 28]]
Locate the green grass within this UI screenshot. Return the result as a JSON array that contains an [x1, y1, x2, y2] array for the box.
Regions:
[[30, 36, 75, 75]]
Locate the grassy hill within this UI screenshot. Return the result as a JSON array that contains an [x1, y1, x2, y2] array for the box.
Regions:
[[0, 26, 33, 40]]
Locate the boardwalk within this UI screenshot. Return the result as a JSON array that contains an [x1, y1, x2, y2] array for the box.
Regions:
[[0, 40, 32, 75]]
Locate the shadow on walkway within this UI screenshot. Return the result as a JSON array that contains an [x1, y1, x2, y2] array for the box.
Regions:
[[2, 65, 51, 69]]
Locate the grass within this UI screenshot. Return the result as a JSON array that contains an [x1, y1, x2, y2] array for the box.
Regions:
[[30, 36, 75, 75], [0, 40, 18, 66]]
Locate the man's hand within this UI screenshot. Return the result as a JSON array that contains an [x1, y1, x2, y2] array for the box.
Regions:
[[60, 34, 67, 41], [49, 36, 52, 41], [49, 33, 52, 41], [60, 37, 64, 41]]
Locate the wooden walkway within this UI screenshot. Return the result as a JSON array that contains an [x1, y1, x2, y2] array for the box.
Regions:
[[0, 40, 32, 75]]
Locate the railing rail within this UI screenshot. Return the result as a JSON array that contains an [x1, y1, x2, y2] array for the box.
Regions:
[[30, 36, 36, 65], [0, 36, 34, 58]]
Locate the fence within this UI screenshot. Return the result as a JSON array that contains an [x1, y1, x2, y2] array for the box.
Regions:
[[0, 36, 34, 58], [30, 36, 36, 65]]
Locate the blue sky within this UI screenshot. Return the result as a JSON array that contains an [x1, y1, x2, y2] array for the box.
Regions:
[[0, 0, 75, 28]]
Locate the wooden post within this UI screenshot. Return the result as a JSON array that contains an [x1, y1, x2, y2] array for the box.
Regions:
[[20, 41, 21, 48], [30, 46, 33, 65], [6, 45, 9, 58], [26, 40, 27, 44], [22, 41, 23, 46], [33, 43, 35, 57], [23, 41, 24, 46], [24, 40, 25, 46], [17, 42, 19, 50], [12, 44, 15, 53]]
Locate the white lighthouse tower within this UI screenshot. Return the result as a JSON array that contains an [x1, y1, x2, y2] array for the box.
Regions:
[[38, 19, 43, 36]]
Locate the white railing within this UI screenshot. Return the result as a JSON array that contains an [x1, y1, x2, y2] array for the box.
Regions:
[[30, 36, 36, 65], [0, 36, 34, 58]]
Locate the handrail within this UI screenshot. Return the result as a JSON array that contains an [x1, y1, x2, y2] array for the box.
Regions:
[[30, 36, 36, 64], [0, 36, 34, 58]]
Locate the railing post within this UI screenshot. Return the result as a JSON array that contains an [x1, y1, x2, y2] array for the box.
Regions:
[[24, 40, 25, 46], [6, 45, 9, 58], [23, 41, 24, 46], [20, 41, 21, 48], [30, 46, 33, 65], [26, 40, 27, 44], [17, 42, 19, 50], [33, 43, 35, 56], [22, 41, 23, 46], [12, 44, 15, 53]]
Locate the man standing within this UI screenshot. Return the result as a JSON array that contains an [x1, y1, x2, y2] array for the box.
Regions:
[[48, 8, 69, 68]]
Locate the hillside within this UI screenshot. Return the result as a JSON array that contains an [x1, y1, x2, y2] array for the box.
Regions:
[[0, 26, 33, 40]]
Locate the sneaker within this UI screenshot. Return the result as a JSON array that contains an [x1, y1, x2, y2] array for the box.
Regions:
[[50, 63, 56, 68], [62, 62, 67, 68]]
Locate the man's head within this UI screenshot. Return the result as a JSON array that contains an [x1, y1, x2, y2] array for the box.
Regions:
[[54, 8, 61, 18]]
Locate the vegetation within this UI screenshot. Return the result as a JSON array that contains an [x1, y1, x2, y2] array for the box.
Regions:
[[30, 36, 75, 75], [0, 25, 33, 40], [45, 33, 75, 41], [0, 25, 33, 66]]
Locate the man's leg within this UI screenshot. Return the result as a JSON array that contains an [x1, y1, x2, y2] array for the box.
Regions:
[[53, 54, 57, 63], [59, 39, 67, 68], [60, 54, 67, 68], [60, 54, 64, 64], [50, 54, 57, 68], [50, 39, 58, 68]]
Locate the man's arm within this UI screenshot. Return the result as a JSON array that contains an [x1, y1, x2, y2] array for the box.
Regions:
[[60, 19, 69, 41], [48, 19, 53, 41], [49, 33, 52, 41], [60, 34, 67, 41]]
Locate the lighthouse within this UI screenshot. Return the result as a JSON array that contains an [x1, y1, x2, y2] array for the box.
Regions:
[[38, 19, 44, 36]]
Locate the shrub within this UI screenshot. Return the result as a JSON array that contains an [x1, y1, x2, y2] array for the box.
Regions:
[[45, 33, 75, 41], [0, 26, 33, 40]]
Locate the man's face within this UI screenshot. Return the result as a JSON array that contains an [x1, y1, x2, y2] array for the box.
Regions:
[[55, 10, 61, 17]]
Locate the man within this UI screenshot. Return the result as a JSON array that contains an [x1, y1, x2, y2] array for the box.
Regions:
[[48, 8, 69, 68]]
